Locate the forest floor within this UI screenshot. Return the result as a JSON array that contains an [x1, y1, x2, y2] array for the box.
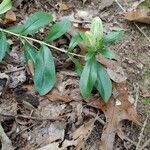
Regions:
[[0, 0, 150, 150]]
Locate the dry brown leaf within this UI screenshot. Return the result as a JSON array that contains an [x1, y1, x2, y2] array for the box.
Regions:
[[22, 73, 81, 102], [57, 2, 72, 11], [96, 55, 127, 83], [124, 10, 150, 24], [37, 119, 94, 150], [88, 82, 141, 150], [107, 67, 127, 83], [4, 10, 16, 24]]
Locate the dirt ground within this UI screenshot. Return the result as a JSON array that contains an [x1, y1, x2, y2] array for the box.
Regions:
[[0, 0, 150, 150]]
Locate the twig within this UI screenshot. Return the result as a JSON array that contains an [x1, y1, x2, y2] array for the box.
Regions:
[[4, 66, 25, 74], [0, 123, 15, 150], [136, 115, 149, 150], [0, 28, 85, 58], [124, 136, 137, 146], [139, 138, 150, 150], [83, 108, 105, 125], [115, 0, 126, 12], [134, 23, 150, 43], [16, 123, 37, 136], [0, 112, 65, 121], [133, 82, 139, 109]]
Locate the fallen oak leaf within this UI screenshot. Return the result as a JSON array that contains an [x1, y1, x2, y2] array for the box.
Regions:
[[88, 82, 141, 150], [124, 10, 150, 24], [37, 119, 95, 150]]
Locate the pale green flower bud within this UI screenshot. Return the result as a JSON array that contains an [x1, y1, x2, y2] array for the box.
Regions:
[[91, 17, 103, 39]]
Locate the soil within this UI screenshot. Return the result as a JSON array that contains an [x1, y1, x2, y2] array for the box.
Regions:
[[0, 0, 150, 150]]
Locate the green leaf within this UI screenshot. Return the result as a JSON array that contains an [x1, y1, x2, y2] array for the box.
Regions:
[[95, 63, 112, 102], [104, 30, 124, 45], [68, 32, 84, 52], [0, 32, 9, 61], [0, 0, 12, 15], [91, 17, 103, 39], [24, 41, 37, 64], [34, 45, 56, 95], [69, 55, 83, 76], [46, 19, 71, 42], [79, 57, 97, 99], [21, 11, 53, 35], [85, 51, 95, 61], [84, 31, 96, 49], [8, 11, 53, 35], [7, 25, 25, 34], [101, 47, 116, 59]]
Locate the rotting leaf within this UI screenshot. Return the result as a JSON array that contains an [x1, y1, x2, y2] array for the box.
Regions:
[[88, 82, 141, 150], [37, 119, 95, 150]]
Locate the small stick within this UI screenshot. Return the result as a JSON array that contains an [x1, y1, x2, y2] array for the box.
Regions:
[[115, 0, 126, 12], [134, 23, 150, 43], [136, 115, 149, 150], [0, 112, 65, 122], [5, 66, 25, 74], [133, 82, 139, 109]]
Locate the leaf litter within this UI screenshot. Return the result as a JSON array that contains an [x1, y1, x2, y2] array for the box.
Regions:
[[0, 0, 149, 150]]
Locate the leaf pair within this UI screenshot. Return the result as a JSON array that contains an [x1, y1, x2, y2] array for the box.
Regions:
[[8, 11, 53, 35], [8, 11, 71, 41], [24, 42, 56, 95], [79, 57, 112, 102]]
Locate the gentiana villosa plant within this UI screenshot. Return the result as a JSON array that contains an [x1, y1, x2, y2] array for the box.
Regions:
[[0, 9, 124, 102], [68, 17, 124, 102]]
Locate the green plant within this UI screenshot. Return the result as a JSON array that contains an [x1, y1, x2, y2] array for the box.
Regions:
[[0, 10, 124, 102], [68, 17, 124, 102], [0, 0, 12, 15]]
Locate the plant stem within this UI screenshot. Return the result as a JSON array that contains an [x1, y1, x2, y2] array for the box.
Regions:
[[0, 28, 85, 58]]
